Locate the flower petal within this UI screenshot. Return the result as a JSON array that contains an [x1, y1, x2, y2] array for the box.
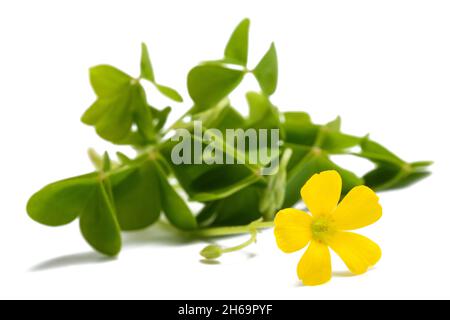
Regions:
[[274, 209, 312, 253], [301, 170, 342, 217], [297, 241, 332, 286], [328, 231, 381, 275], [332, 186, 382, 230]]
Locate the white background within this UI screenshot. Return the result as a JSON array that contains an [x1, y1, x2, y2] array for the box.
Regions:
[[1, 0, 449, 300]]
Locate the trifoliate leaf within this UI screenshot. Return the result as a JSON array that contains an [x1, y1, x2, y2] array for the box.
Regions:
[[224, 18, 250, 66], [83, 73, 158, 144], [140, 42, 155, 82], [187, 65, 244, 109], [253, 43, 278, 95]]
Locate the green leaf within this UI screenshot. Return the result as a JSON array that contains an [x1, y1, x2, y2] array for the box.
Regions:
[[283, 112, 360, 152], [102, 152, 112, 172], [88, 148, 103, 171], [27, 174, 97, 226], [79, 181, 122, 256], [283, 112, 318, 146], [322, 131, 361, 152], [140, 43, 155, 82], [187, 65, 244, 109], [116, 152, 132, 164], [260, 149, 292, 220], [159, 133, 262, 202], [196, 202, 220, 225], [154, 163, 197, 231], [94, 94, 134, 141], [155, 84, 183, 102], [83, 78, 158, 144], [112, 161, 161, 230], [246, 92, 281, 130], [132, 86, 155, 142], [358, 137, 405, 166], [363, 161, 432, 191], [189, 101, 245, 132], [326, 116, 342, 131], [224, 18, 250, 66], [253, 43, 278, 95], [355, 138, 432, 190], [284, 150, 363, 207], [90, 65, 132, 98], [189, 167, 262, 202], [208, 186, 263, 227], [151, 106, 172, 131]]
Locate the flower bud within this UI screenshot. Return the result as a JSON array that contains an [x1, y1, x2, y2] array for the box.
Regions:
[[200, 245, 222, 260]]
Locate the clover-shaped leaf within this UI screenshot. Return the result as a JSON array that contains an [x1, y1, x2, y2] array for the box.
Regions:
[[83, 67, 156, 143], [27, 173, 122, 256]]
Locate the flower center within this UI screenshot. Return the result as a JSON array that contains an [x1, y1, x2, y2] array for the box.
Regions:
[[311, 217, 334, 243]]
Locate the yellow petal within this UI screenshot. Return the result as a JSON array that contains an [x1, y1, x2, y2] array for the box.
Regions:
[[297, 241, 332, 286], [274, 209, 312, 253], [332, 186, 382, 230], [328, 231, 381, 275], [301, 170, 342, 217]]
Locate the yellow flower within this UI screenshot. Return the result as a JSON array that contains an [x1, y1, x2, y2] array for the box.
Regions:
[[274, 170, 382, 286]]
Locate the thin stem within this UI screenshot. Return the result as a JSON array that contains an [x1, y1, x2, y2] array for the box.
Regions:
[[221, 229, 257, 253], [192, 220, 274, 238]]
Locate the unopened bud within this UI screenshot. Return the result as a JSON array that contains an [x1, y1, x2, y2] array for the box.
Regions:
[[200, 245, 222, 260]]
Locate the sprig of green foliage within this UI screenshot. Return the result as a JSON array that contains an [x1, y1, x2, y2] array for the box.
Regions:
[[27, 19, 432, 257]]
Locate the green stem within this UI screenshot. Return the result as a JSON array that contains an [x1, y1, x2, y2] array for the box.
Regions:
[[193, 220, 274, 238], [221, 229, 257, 253], [199, 220, 273, 259]]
